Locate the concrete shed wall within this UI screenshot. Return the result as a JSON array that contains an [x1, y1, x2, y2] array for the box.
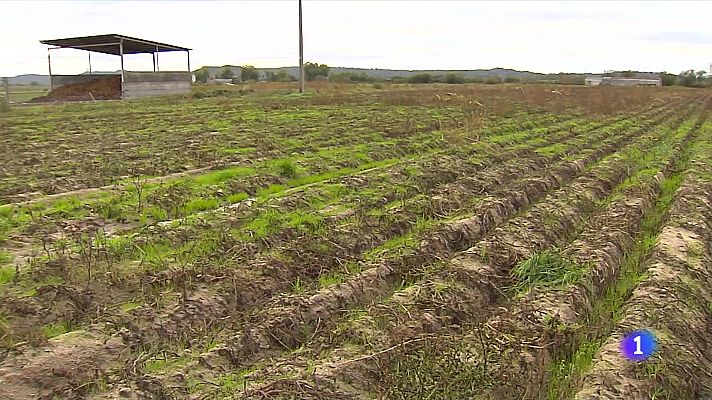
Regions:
[[51, 74, 120, 89], [123, 71, 191, 99]]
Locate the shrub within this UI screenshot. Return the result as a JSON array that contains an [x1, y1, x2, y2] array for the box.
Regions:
[[193, 67, 210, 83], [444, 73, 465, 84], [218, 66, 235, 79], [241, 65, 260, 82], [304, 62, 330, 81], [407, 73, 433, 84]]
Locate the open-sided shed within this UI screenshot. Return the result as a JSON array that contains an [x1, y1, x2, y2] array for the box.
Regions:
[[40, 34, 192, 99]]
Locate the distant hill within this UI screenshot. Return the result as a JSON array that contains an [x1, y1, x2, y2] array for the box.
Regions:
[[8, 74, 50, 86]]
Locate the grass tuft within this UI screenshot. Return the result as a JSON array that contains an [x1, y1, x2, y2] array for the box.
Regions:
[[510, 250, 585, 296], [275, 158, 299, 178]]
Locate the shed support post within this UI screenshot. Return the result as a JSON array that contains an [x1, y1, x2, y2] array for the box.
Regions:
[[155, 46, 159, 72], [187, 50, 191, 84], [119, 39, 125, 99], [152, 52, 156, 72], [47, 48, 53, 92], [88, 52, 92, 73]]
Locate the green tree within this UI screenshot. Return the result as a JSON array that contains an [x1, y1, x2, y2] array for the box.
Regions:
[[193, 67, 209, 83], [484, 76, 502, 84], [218, 66, 235, 79], [444, 73, 465, 84], [241, 65, 260, 81], [330, 72, 374, 83], [407, 73, 433, 84], [304, 62, 329, 81], [677, 70, 709, 87], [660, 72, 677, 86], [276, 70, 296, 82]]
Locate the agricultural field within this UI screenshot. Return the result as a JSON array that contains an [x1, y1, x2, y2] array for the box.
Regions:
[[0, 83, 711, 399]]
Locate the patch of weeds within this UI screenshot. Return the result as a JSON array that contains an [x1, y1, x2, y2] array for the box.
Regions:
[[227, 192, 249, 203], [318, 271, 344, 288], [143, 357, 170, 373], [0, 265, 16, 284], [547, 340, 601, 399], [0, 250, 12, 265], [242, 209, 283, 238], [344, 261, 362, 274], [274, 158, 299, 178], [121, 301, 141, 312], [193, 167, 255, 186], [509, 250, 585, 296], [41, 321, 73, 339], [685, 242, 703, 262], [536, 142, 568, 157], [146, 205, 168, 221], [183, 197, 220, 214], [286, 211, 325, 235], [256, 184, 287, 197], [292, 276, 306, 294], [380, 339, 493, 399], [217, 365, 260, 395]]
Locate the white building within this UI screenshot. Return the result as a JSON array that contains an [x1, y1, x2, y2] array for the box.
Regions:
[[585, 76, 662, 87]]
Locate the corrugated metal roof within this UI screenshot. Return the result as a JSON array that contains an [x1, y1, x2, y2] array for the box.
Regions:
[[40, 34, 190, 55]]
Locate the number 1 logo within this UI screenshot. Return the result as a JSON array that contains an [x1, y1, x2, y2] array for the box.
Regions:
[[621, 329, 656, 361]]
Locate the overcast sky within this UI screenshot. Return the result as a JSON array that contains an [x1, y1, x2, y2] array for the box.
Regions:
[[2, 1, 711, 77]]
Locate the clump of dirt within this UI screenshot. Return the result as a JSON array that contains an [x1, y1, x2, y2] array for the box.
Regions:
[[0, 330, 123, 400], [30, 76, 121, 102]]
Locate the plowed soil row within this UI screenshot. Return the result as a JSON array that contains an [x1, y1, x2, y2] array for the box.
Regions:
[[573, 134, 712, 399]]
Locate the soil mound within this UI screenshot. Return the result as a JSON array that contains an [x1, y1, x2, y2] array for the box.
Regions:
[[30, 75, 121, 102]]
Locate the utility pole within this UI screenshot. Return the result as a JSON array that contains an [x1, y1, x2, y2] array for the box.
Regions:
[[299, 0, 305, 93]]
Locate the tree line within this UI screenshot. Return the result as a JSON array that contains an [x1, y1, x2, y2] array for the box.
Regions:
[[193, 64, 711, 87], [193, 62, 330, 83]]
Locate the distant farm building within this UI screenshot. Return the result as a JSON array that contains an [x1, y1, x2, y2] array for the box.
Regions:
[[585, 76, 662, 87], [39, 34, 192, 101]]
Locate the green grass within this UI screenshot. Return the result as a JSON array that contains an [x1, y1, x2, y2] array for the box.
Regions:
[[41, 321, 73, 339], [192, 166, 255, 186], [121, 301, 141, 312], [286, 211, 325, 235], [274, 158, 299, 178], [240, 209, 283, 238], [536, 142, 568, 156], [509, 250, 585, 296], [0, 265, 15, 284], [183, 197, 220, 214], [292, 276, 306, 294], [227, 192, 249, 203], [318, 271, 345, 288]]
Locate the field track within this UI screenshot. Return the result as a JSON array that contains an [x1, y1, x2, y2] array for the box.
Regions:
[[0, 86, 711, 399]]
